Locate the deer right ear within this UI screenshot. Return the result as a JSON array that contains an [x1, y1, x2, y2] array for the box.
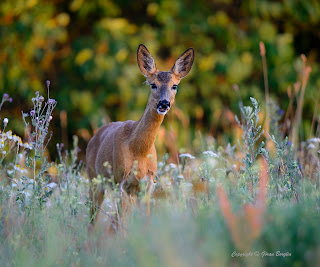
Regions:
[[171, 48, 194, 79], [137, 44, 157, 77]]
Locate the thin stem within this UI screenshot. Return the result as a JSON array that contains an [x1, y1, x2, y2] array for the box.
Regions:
[[310, 89, 320, 137], [260, 42, 270, 136], [291, 56, 311, 146]]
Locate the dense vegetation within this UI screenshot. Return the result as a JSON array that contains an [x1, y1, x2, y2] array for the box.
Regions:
[[1, 88, 320, 266], [1, 0, 320, 157]]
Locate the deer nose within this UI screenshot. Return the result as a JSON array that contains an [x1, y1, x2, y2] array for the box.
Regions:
[[157, 100, 170, 109], [157, 100, 171, 114]]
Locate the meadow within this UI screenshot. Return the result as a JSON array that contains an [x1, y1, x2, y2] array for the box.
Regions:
[[2, 1, 320, 266], [1, 50, 320, 267]]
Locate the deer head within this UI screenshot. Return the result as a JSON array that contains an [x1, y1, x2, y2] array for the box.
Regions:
[[137, 44, 194, 115]]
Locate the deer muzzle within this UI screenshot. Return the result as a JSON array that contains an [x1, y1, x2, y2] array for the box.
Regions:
[[157, 100, 170, 115]]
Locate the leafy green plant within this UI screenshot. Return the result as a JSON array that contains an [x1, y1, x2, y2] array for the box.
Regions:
[[235, 97, 268, 201]]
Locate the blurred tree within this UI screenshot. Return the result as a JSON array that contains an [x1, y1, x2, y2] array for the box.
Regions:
[[1, 0, 319, 159]]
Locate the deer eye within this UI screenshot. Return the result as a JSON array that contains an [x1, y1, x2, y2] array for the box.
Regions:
[[150, 84, 157, 90], [172, 85, 177, 90]]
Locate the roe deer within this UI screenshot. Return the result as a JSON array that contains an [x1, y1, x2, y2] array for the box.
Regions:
[[86, 44, 194, 225]]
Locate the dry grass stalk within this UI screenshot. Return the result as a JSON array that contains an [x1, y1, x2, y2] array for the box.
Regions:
[[291, 55, 312, 146], [259, 41, 270, 138]]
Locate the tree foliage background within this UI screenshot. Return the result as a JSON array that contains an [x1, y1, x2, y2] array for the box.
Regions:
[[1, 0, 320, 159]]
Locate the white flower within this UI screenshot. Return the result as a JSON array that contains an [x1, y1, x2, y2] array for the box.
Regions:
[[179, 153, 195, 160], [203, 151, 219, 158], [6, 131, 12, 139], [22, 143, 33, 150], [169, 163, 176, 169], [308, 143, 316, 149], [164, 166, 170, 172], [3, 118, 8, 126], [13, 165, 26, 173], [2, 150, 6, 155], [47, 182, 57, 189], [308, 138, 320, 143], [177, 174, 184, 179], [12, 135, 20, 142], [13, 165, 20, 171]]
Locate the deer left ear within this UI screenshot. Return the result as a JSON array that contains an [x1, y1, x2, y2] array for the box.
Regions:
[[137, 44, 157, 77], [171, 48, 194, 79]]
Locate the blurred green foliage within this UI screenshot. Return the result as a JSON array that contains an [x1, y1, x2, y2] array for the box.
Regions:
[[1, 0, 320, 157]]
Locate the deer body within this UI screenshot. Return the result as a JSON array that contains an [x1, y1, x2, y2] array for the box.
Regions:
[[86, 44, 194, 224]]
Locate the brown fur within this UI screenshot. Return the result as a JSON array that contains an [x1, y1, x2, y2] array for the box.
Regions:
[[86, 44, 194, 225]]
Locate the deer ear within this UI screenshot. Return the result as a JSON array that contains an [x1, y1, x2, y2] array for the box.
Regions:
[[137, 44, 157, 77], [171, 48, 194, 79]]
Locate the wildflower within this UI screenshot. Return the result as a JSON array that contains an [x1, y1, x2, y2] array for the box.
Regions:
[[6, 131, 12, 139], [169, 163, 176, 169], [47, 182, 57, 189], [3, 118, 8, 127], [203, 151, 219, 158], [48, 116, 53, 122], [307, 143, 315, 149], [30, 110, 35, 116], [2, 150, 6, 155], [179, 153, 195, 160], [9, 98, 12, 102], [308, 138, 320, 143], [48, 99, 56, 105], [13, 164, 20, 170], [39, 96, 45, 102], [12, 135, 22, 144], [164, 166, 170, 172], [177, 174, 184, 179], [46, 80, 50, 88], [23, 143, 33, 150], [3, 93, 9, 100], [278, 109, 284, 116], [13, 164, 26, 174]]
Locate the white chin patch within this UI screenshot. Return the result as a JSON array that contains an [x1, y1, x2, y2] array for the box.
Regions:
[[157, 108, 168, 115]]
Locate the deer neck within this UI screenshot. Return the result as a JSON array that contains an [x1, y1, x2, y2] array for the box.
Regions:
[[129, 96, 164, 156]]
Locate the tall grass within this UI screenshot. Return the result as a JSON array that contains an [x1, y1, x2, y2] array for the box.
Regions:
[[0, 53, 320, 267]]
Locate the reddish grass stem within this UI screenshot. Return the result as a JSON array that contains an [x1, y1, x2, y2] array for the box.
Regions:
[[291, 55, 311, 146], [260, 42, 270, 137]]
